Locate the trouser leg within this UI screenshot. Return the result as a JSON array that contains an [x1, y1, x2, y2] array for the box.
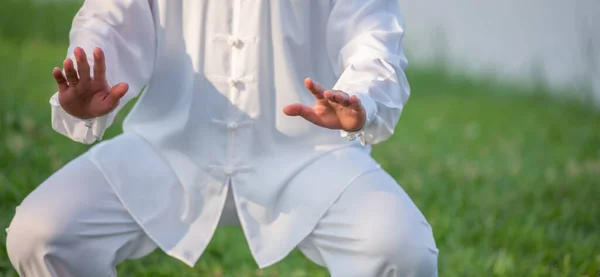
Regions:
[[298, 169, 439, 277], [6, 155, 157, 277]]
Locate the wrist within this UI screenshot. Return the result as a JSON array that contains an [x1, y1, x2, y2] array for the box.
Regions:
[[342, 96, 376, 146], [344, 115, 367, 133]]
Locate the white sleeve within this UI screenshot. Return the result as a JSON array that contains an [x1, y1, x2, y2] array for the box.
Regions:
[[50, 0, 156, 144], [327, 0, 410, 145]]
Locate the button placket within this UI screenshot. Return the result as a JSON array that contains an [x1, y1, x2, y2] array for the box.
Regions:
[[212, 35, 255, 49], [206, 0, 256, 180], [207, 164, 252, 176], [208, 75, 255, 92], [208, 120, 254, 177], [211, 119, 254, 128]]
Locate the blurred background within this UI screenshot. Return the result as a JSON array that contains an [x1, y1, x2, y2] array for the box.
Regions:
[[401, 0, 600, 105], [0, 0, 598, 276]]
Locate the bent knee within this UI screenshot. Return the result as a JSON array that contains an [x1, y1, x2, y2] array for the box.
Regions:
[[361, 220, 438, 276], [357, 197, 438, 275], [6, 205, 70, 263], [347, 171, 438, 273]]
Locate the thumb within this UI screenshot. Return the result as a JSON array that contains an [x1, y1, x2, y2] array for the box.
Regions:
[[89, 82, 129, 117], [107, 82, 129, 102], [103, 82, 129, 108]]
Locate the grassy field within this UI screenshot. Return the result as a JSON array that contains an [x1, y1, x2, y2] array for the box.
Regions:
[[1, 1, 599, 276]]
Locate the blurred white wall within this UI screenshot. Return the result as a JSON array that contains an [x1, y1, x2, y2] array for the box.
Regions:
[[399, 0, 600, 103]]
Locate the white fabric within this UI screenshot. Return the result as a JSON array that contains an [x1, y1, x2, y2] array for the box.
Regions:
[[6, 156, 158, 277], [298, 169, 438, 277], [47, 0, 411, 268], [6, 144, 437, 277]]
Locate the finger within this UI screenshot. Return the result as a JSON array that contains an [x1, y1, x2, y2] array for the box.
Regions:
[[52, 67, 69, 92], [349, 95, 363, 110], [63, 58, 79, 84], [283, 104, 325, 126], [93, 47, 106, 81], [74, 47, 91, 82], [304, 78, 325, 100], [323, 90, 337, 103], [332, 91, 351, 107], [105, 82, 129, 105]]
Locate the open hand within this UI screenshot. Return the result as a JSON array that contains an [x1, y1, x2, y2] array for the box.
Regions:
[[52, 47, 129, 119], [283, 78, 366, 132]]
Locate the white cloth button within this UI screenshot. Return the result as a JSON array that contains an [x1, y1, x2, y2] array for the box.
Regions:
[[228, 78, 240, 88], [227, 36, 242, 47], [228, 122, 238, 130]]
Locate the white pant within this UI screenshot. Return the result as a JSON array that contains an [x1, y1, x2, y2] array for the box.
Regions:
[[6, 155, 438, 277]]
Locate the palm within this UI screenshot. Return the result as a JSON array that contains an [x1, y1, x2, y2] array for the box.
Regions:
[[53, 47, 129, 119], [283, 78, 366, 131]]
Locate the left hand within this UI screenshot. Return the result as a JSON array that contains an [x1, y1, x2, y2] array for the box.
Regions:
[[283, 78, 367, 132]]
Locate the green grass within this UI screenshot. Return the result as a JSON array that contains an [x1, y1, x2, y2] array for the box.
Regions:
[[1, 1, 599, 276]]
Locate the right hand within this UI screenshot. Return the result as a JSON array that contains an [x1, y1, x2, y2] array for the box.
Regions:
[[52, 47, 129, 119]]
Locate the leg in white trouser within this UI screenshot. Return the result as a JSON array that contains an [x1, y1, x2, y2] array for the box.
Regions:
[[298, 169, 439, 277], [6, 155, 157, 277]]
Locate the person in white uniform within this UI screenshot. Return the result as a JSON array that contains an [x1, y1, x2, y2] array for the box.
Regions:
[[5, 0, 438, 276]]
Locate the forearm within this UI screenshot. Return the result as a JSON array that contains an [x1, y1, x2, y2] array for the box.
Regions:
[[50, 0, 155, 144], [328, 0, 409, 145], [334, 58, 408, 145]]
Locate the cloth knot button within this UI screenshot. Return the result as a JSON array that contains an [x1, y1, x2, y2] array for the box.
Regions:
[[227, 36, 242, 47], [224, 167, 235, 176], [228, 123, 238, 130], [228, 78, 240, 88]]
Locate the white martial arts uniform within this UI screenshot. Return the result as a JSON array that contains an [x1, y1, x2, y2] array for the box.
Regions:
[[6, 0, 438, 276]]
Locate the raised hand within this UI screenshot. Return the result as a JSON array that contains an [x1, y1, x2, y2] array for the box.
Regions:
[[283, 78, 367, 132], [52, 47, 129, 119]]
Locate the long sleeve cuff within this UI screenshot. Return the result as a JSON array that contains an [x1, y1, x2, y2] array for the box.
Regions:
[[339, 93, 378, 146], [49, 92, 111, 144]]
